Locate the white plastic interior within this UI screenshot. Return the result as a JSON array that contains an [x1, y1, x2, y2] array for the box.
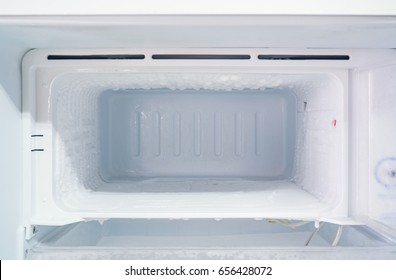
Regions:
[[368, 65, 396, 230], [49, 71, 345, 219]]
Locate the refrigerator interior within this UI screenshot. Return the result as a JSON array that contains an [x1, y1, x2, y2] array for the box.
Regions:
[[25, 52, 347, 222], [1, 16, 396, 259]]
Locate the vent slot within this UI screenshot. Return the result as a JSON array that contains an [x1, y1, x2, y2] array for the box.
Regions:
[[47, 54, 145, 60], [258, 55, 350, 61], [152, 54, 251, 60]]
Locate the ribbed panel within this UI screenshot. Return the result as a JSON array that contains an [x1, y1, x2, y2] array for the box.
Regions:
[[99, 89, 296, 179]]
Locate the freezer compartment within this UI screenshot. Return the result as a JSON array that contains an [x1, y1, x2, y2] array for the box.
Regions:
[[45, 70, 345, 220], [26, 219, 396, 259], [6, 18, 395, 260]]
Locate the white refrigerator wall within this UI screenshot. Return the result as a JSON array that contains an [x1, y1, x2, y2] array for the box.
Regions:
[[1, 15, 396, 259], [1, 0, 396, 15]]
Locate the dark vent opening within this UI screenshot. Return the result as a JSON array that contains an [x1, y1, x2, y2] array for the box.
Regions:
[[152, 54, 251, 60], [47, 54, 145, 60], [258, 55, 350, 61]]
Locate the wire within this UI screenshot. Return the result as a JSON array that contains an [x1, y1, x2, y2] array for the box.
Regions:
[[332, 225, 343, 247], [305, 222, 324, 246]]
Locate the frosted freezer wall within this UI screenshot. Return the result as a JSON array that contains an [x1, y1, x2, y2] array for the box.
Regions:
[[24, 49, 348, 224]]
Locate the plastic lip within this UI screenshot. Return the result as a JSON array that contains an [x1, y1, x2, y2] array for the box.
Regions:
[[258, 55, 350, 60], [47, 54, 145, 60]]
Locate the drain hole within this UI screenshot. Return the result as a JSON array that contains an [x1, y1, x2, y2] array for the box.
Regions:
[[152, 54, 251, 60]]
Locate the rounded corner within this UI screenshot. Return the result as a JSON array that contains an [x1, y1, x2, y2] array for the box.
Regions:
[[22, 48, 46, 69]]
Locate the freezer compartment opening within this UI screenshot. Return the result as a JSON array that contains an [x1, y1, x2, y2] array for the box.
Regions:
[[48, 70, 345, 218]]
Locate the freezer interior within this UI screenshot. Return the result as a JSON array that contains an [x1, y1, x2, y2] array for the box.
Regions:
[[46, 70, 344, 219], [20, 47, 396, 259], [1, 16, 396, 259]]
